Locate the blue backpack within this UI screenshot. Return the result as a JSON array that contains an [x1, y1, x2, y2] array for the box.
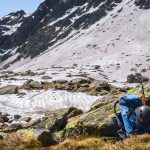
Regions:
[[114, 94, 150, 138]]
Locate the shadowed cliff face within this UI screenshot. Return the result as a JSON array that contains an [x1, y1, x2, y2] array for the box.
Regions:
[[0, 0, 123, 62], [0, 0, 87, 49], [0, 10, 26, 52], [134, 0, 150, 9], [0, 10, 26, 26]]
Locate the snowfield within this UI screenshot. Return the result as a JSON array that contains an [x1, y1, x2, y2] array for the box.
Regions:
[[0, 68, 138, 118], [0, 89, 101, 117], [1, 23, 22, 35]]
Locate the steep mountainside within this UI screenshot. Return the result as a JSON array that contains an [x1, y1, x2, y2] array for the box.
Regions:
[[0, 0, 123, 58], [0, 10, 27, 54], [0, 0, 149, 81]]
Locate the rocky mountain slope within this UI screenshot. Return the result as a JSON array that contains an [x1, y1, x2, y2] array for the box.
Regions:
[[0, 10, 27, 54], [0, 0, 149, 82]]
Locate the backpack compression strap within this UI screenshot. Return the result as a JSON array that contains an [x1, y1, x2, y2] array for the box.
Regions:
[[114, 100, 124, 128], [136, 76, 147, 106]]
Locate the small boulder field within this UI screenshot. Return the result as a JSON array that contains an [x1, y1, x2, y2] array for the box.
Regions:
[[0, 75, 149, 149]]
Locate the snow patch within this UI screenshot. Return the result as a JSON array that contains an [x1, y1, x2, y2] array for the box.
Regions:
[[0, 90, 101, 116], [1, 23, 22, 35], [48, 6, 79, 26]]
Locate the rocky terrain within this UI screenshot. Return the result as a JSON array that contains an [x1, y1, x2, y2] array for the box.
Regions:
[[0, 0, 150, 149], [0, 68, 149, 149]]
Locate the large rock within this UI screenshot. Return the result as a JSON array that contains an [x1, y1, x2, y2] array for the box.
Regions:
[[1, 118, 41, 132], [69, 78, 91, 84], [38, 71, 46, 75], [18, 117, 31, 122], [20, 70, 37, 76], [0, 122, 9, 130], [127, 73, 149, 83], [0, 134, 3, 140], [1, 70, 14, 75], [14, 114, 22, 120], [37, 107, 83, 132], [37, 130, 57, 147], [23, 118, 41, 128], [29, 81, 43, 89], [4, 123, 23, 132], [0, 118, 4, 123], [64, 100, 119, 138], [17, 129, 57, 147], [134, 0, 150, 9], [52, 131, 64, 143], [0, 85, 18, 95], [90, 80, 111, 92], [42, 76, 52, 80], [0, 114, 9, 123], [23, 80, 43, 89], [0, 132, 7, 140], [52, 80, 68, 84], [90, 94, 116, 110]]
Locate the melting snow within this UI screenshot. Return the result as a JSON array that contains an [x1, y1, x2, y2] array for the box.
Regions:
[[0, 90, 101, 116], [48, 6, 79, 26]]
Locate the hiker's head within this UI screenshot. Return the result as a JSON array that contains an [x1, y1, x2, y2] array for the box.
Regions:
[[135, 106, 150, 125]]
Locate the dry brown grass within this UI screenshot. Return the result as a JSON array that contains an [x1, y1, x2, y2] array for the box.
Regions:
[[50, 137, 103, 150], [0, 133, 42, 150], [103, 134, 150, 150], [51, 134, 150, 150], [0, 133, 150, 150]]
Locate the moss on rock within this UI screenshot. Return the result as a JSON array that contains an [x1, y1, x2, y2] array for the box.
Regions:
[[17, 129, 34, 138], [64, 101, 119, 138]]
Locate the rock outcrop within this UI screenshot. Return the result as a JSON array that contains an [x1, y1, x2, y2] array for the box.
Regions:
[[23, 80, 43, 89], [127, 73, 149, 83], [0, 85, 18, 95], [135, 0, 150, 9], [64, 94, 118, 138], [36, 107, 83, 132]]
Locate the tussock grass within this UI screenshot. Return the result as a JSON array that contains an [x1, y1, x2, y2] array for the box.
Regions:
[[0, 133, 42, 150], [103, 134, 150, 150], [51, 134, 150, 150], [0, 133, 150, 150], [51, 137, 103, 150]]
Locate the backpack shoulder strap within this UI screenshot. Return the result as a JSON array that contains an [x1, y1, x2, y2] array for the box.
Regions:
[[114, 100, 124, 128], [114, 100, 119, 114]]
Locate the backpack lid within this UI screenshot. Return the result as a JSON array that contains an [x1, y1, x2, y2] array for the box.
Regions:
[[120, 94, 142, 110]]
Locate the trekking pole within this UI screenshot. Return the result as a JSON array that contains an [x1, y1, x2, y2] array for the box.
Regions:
[[140, 82, 147, 106], [136, 76, 147, 106]]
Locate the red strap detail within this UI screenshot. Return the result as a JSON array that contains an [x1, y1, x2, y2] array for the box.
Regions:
[[139, 118, 144, 123]]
